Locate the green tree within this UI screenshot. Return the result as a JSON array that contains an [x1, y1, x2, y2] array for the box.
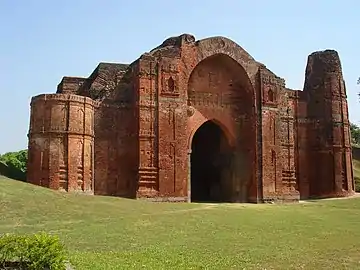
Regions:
[[350, 123, 360, 146], [0, 150, 28, 181], [0, 150, 27, 173]]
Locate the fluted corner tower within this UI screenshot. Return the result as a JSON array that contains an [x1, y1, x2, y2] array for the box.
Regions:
[[303, 50, 354, 197], [27, 94, 95, 193]]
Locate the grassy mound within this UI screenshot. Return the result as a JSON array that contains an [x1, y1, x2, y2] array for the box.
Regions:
[[1, 176, 360, 269]]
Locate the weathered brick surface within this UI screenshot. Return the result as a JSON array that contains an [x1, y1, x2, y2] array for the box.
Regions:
[[27, 34, 355, 202], [28, 94, 95, 193], [299, 50, 354, 198], [56, 77, 86, 94]]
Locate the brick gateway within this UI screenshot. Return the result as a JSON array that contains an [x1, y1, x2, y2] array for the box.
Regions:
[[27, 34, 355, 203]]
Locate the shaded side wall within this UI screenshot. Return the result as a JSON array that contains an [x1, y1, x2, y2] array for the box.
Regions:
[[27, 94, 94, 193], [92, 64, 139, 197], [295, 92, 309, 198], [92, 102, 138, 197]]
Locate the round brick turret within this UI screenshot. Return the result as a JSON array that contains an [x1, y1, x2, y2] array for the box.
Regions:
[[27, 94, 95, 193]]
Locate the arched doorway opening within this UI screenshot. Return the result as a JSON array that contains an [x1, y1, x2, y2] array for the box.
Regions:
[[190, 120, 233, 202], [187, 53, 258, 203]]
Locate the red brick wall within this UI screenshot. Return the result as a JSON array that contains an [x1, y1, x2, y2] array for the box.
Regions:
[[259, 67, 290, 201], [56, 77, 86, 94], [92, 101, 138, 197], [90, 63, 138, 197], [27, 34, 355, 202]]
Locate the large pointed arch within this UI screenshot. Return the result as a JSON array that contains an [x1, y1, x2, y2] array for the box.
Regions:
[[186, 52, 258, 203], [190, 36, 260, 88]]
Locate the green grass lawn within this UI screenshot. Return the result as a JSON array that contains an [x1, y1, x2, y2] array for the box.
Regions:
[[1, 177, 360, 269]]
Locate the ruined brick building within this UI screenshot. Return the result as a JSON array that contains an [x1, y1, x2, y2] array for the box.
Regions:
[[27, 34, 355, 203]]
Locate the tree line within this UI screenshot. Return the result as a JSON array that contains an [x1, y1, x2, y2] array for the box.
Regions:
[[351, 123, 360, 146]]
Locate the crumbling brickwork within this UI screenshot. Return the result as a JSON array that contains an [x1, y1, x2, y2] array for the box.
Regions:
[[27, 34, 355, 202]]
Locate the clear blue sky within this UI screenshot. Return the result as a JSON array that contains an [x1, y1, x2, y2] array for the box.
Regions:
[[0, 1, 359, 154]]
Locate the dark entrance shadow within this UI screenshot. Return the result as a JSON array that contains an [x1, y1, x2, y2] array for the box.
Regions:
[[190, 120, 233, 203]]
